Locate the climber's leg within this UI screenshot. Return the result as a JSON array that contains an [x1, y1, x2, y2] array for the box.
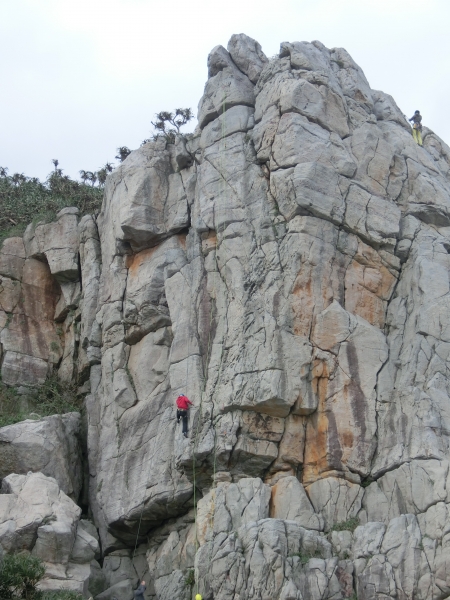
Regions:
[[176, 409, 181, 423], [417, 130, 423, 146], [412, 128, 419, 144], [182, 412, 188, 437]]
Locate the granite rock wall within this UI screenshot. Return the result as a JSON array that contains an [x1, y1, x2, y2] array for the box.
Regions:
[[1, 32, 450, 599]]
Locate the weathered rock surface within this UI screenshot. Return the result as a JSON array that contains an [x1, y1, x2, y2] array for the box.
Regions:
[[1, 32, 450, 600], [0, 237, 61, 387]]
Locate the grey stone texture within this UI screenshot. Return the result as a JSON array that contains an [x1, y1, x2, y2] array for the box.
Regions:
[[1, 32, 450, 599], [0, 412, 82, 499]]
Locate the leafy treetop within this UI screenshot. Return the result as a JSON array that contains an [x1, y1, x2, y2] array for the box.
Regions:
[[115, 147, 132, 162], [150, 108, 193, 144]]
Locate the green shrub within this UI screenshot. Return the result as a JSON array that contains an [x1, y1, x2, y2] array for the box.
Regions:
[[0, 554, 84, 599], [33, 375, 81, 416], [0, 553, 45, 599], [0, 386, 29, 428], [330, 517, 360, 533], [360, 477, 374, 488], [185, 569, 195, 587], [0, 168, 103, 244], [150, 108, 193, 144], [291, 548, 325, 565], [0, 375, 82, 428]]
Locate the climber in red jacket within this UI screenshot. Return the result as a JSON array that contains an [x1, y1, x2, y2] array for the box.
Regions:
[[176, 394, 193, 438]]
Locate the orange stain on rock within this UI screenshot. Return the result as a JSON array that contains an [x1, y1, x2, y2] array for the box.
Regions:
[[291, 272, 314, 337], [303, 375, 333, 483], [125, 246, 158, 273], [345, 262, 396, 328], [201, 231, 217, 255], [125, 233, 187, 274]]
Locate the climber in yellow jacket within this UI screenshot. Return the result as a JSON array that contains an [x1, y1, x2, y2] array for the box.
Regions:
[[409, 110, 423, 146]]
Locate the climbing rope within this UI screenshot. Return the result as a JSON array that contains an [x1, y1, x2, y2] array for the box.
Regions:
[[130, 92, 230, 591], [191, 93, 231, 596], [132, 501, 146, 560], [129, 139, 196, 565]]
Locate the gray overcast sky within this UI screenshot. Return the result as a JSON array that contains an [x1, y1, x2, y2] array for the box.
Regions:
[[1, 0, 449, 181]]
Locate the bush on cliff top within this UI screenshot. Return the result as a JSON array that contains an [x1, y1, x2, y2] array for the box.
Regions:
[[0, 108, 193, 243], [0, 374, 82, 428], [150, 107, 193, 144], [0, 166, 103, 244]]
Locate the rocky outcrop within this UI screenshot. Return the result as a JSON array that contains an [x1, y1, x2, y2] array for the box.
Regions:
[[1, 31, 450, 600], [0, 472, 100, 595], [0, 236, 61, 388]]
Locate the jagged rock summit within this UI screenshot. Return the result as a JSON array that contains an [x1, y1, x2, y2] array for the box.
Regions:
[[1, 33, 450, 599]]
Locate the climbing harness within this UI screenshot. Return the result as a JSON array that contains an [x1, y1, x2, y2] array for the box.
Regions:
[[412, 123, 423, 146]]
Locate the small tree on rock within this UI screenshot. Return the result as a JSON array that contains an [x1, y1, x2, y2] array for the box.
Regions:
[[115, 147, 131, 162], [97, 168, 107, 186], [11, 173, 26, 186], [79, 169, 89, 184], [151, 108, 193, 144]]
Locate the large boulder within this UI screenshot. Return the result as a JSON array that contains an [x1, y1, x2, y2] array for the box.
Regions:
[[0, 472, 100, 596], [227, 33, 268, 84], [23, 207, 80, 283], [0, 472, 80, 556], [0, 413, 82, 500], [100, 141, 190, 254]]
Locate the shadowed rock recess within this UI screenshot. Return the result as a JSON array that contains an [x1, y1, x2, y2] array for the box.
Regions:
[[1, 34, 450, 599]]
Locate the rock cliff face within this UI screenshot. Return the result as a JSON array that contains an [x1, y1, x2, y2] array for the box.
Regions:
[[1, 33, 450, 599]]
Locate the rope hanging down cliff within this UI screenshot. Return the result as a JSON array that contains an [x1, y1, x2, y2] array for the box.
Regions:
[[191, 93, 231, 597], [131, 96, 229, 579], [131, 229, 193, 559]]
